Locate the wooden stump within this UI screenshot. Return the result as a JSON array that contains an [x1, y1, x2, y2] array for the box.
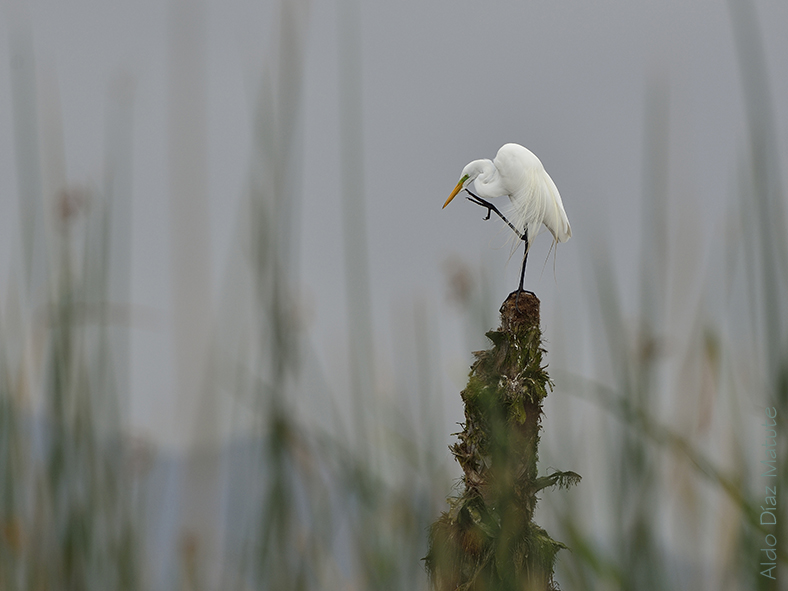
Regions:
[[426, 292, 579, 591]]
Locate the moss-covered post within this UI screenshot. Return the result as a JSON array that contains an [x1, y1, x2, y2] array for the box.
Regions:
[[426, 291, 579, 591]]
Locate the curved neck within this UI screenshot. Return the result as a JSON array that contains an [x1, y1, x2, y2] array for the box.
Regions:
[[468, 159, 505, 199]]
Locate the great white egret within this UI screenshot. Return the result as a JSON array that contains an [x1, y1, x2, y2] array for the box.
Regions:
[[443, 143, 571, 295]]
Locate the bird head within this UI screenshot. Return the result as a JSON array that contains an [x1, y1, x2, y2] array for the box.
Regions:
[[443, 160, 486, 209]]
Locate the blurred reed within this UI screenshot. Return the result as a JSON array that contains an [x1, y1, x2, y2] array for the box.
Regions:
[[2, 29, 142, 590], [545, 3, 787, 589], [213, 2, 450, 587]]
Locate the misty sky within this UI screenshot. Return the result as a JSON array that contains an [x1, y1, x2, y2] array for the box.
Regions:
[[1, 0, 786, 449]]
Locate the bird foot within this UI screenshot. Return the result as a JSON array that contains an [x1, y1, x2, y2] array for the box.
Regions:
[[514, 288, 536, 312], [465, 193, 493, 220]]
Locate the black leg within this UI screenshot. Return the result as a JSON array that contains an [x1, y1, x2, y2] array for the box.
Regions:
[[518, 231, 529, 292], [463, 190, 533, 306], [515, 229, 530, 310], [465, 191, 525, 240]]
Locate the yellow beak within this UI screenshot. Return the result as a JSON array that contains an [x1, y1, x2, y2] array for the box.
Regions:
[[443, 175, 468, 209]]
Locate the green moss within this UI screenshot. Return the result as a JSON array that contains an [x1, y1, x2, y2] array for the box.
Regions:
[[426, 293, 578, 591]]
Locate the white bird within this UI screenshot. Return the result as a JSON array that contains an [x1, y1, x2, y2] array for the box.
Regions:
[[443, 142, 571, 294]]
